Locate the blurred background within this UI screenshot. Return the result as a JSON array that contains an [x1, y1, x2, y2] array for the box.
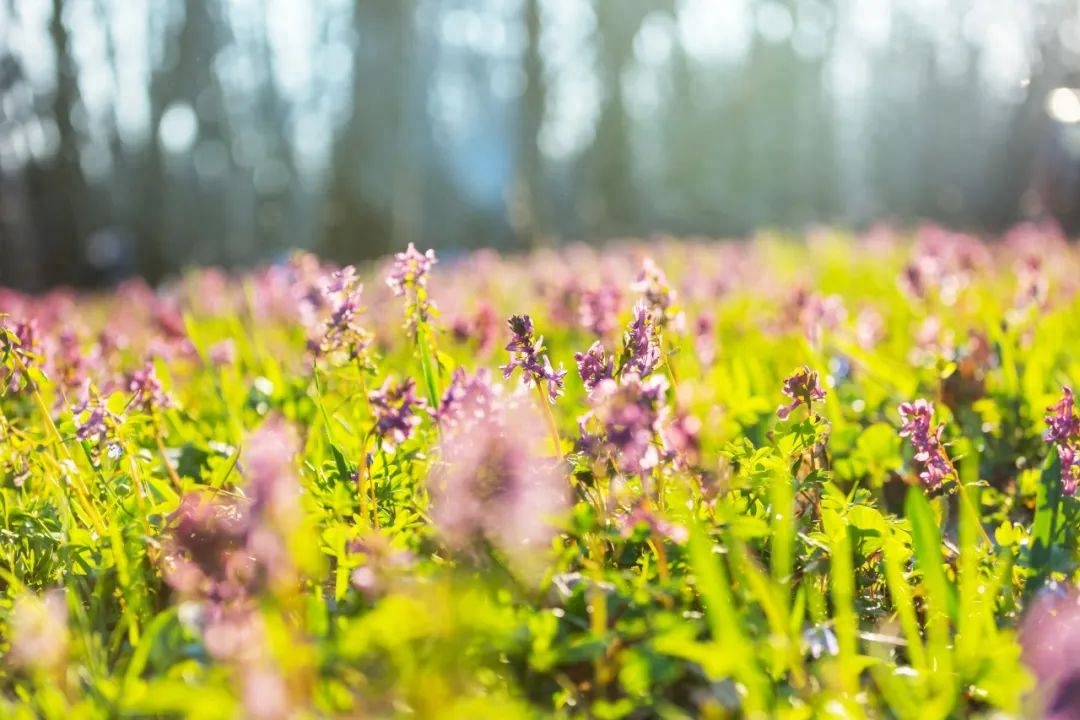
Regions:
[[2, 0, 1080, 290]]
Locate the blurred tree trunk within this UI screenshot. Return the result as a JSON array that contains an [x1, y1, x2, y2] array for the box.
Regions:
[[511, 0, 546, 249], [321, 1, 413, 263], [23, 0, 90, 287]]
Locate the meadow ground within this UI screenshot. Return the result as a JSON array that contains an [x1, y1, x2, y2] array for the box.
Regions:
[[2, 227, 1080, 718]]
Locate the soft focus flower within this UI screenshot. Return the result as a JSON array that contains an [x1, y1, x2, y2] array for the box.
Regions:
[[128, 361, 173, 413], [9, 589, 68, 671], [1020, 583, 1080, 719], [73, 390, 123, 446], [386, 243, 437, 297], [618, 502, 688, 544], [313, 266, 372, 363], [776, 366, 826, 420], [368, 377, 427, 450], [429, 397, 568, 569], [434, 367, 498, 431], [1045, 387, 1080, 496], [501, 314, 567, 403], [584, 373, 669, 476], [575, 341, 613, 393], [631, 257, 676, 321], [898, 399, 954, 490], [579, 283, 622, 337], [208, 339, 236, 366], [621, 301, 662, 378]]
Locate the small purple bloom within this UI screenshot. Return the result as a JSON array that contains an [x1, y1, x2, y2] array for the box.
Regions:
[[776, 366, 826, 420], [584, 373, 669, 476], [369, 377, 427, 450], [631, 257, 676, 320], [578, 284, 622, 337], [386, 243, 437, 297], [575, 341, 613, 393], [898, 399, 954, 490], [622, 301, 662, 378], [435, 367, 498, 431], [313, 266, 372, 363], [1045, 387, 1080, 497], [129, 361, 173, 413], [1045, 387, 1079, 444], [73, 392, 122, 446], [501, 314, 566, 403]]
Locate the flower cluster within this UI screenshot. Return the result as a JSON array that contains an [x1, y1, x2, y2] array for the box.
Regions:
[[620, 301, 662, 378], [128, 361, 173, 413], [631, 257, 676, 322], [776, 366, 827, 420], [1045, 387, 1080, 496], [582, 373, 669, 477], [434, 367, 498, 431], [575, 341, 613, 393], [386, 243, 437, 297], [0, 318, 39, 393], [429, 392, 568, 572], [898, 399, 954, 490], [501, 314, 566, 403], [312, 266, 373, 364], [578, 283, 622, 337], [72, 390, 123, 448], [386, 243, 438, 328], [368, 377, 427, 450]]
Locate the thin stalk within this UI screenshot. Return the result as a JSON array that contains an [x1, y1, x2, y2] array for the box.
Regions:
[[534, 384, 564, 461]]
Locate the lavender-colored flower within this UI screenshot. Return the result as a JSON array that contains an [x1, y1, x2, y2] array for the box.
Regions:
[[208, 339, 237, 367], [776, 366, 827, 420], [1020, 583, 1080, 719], [369, 377, 427, 450], [73, 391, 122, 446], [1045, 387, 1079, 444], [429, 399, 569, 571], [8, 589, 68, 671], [585, 373, 669, 476], [579, 284, 622, 337], [129, 361, 173, 413], [618, 502, 688, 544], [621, 301, 662, 378], [434, 367, 498, 431], [631, 257, 676, 320], [575, 341, 613, 393], [501, 314, 567, 403], [1045, 387, 1080, 497], [386, 243, 437, 297], [898, 399, 954, 490], [243, 416, 301, 525], [314, 267, 372, 363]]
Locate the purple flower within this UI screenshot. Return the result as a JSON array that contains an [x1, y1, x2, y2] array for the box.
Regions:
[[618, 502, 688, 544], [584, 373, 669, 476], [898, 399, 954, 490], [621, 301, 662, 378], [575, 341, 613, 393], [578, 284, 622, 337], [73, 391, 122, 446], [1045, 387, 1079, 444], [1020, 584, 1080, 719], [243, 416, 301, 525], [1045, 387, 1080, 497], [631, 257, 676, 320], [776, 366, 827, 420], [434, 367, 498, 431], [314, 267, 372, 363], [369, 377, 427, 450], [501, 314, 566, 403], [429, 398, 569, 571], [386, 243, 437, 297], [129, 361, 173, 413]]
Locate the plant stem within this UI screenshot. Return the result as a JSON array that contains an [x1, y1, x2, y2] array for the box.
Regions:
[[534, 384, 564, 461]]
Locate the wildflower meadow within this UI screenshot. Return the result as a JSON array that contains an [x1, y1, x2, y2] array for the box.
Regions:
[[3, 227, 1080, 718]]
